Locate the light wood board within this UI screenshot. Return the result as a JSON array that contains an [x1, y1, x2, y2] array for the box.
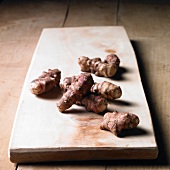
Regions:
[[8, 26, 158, 163]]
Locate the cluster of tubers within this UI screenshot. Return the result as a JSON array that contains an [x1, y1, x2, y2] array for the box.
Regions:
[[29, 54, 139, 136], [59, 75, 122, 113], [29, 69, 61, 95], [78, 54, 120, 77]]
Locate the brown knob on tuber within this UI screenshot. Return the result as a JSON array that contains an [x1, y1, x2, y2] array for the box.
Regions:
[[80, 94, 108, 114], [78, 54, 120, 78], [57, 73, 94, 112], [100, 111, 139, 136], [91, 81, 122, 100], [29, 69, 61, 95]]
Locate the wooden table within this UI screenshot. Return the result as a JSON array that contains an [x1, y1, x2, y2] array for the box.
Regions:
[[0, 0, 169, 169]]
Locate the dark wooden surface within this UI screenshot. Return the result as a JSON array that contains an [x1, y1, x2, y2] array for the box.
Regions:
[[0, 0, 169, 169]]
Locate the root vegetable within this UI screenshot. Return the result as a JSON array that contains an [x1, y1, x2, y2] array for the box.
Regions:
[[104, 54, 120, 66], [57, 73, 94, 112], [60, 76, 76, 92], [100, 111, 139, 136], [80, 94, 108, 114], [78, 54, 120, 77], [61, 76, 122, 101], [60, 76, 108, 114], [91, 81, 122, 100], [29, 69, 61, 95]]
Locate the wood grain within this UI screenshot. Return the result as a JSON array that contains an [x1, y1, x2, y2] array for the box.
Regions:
[[18, 163, 106, 170], [9, 26, 157, 163], [106, 1, 170, 169], [117, 0, 170, 38], [0, 0, 169, 169], [0, 1, 67, 169], [65, 0, 118, 27]]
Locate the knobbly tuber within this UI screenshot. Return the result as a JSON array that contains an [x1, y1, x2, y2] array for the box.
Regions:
[[104, 53, 120, 66], [100, 111, 139, 136], [60, 76, 108, 114], [29, 69, 61, 95], [91, 81, 122, 100], [61, 76, 122, 101], [79, 94, 108, 114], [78, 54, 120, 77], [60, 76, 77, 92], [57, 73, 94, 112]]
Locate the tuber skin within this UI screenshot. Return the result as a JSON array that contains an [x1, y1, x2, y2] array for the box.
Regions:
[[60, 76, 77, 92], [60, 76, 108, 114], [29, 69, 61, 95], [91, 81, 122, 100], [100, 111, 139, 136], [57, 73, 94, 112], [80, 94, 108, 114], [61, 76, 122, 101], [104, 54, 120, 66], [78, 54, 120, 77]]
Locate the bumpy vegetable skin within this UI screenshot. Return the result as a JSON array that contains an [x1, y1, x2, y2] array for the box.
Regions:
[[60, 75, 108, 113], [100, 111, 139, 136], [57, 73, 94, 112], [60, 76, 76, 92], [78, 54, 120, 77], [91, 81, 122, 100], [80, 94, 108, 114], [29, 69, 61, 95], [61, 76, 122, 101]]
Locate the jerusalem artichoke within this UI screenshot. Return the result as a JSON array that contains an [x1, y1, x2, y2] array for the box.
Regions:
[[80, 94, 108, 114], [100, 111, 139, 136], [57, 73, 94, 112], [29, 69, 61, 95], [104, 54, 120, 66], [60, 76, 77, 92], [60, 76, 108, 114], [61, 76, 122, 101], [78, 54, 120, 77], [91, 81, 122, 100]]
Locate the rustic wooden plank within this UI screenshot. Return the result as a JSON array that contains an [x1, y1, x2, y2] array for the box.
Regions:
[[1, 0, 168, 169], [18, 163, 106, 170], [0, 42, 33, 170], [117, 0, 170, 38], [0, 1, 67, 169], [64, 0, 118, 27], [131, 37, 170, 165], [0, 0, 68, 42], [107, 165, 170, 170], [106, 0, 170, 169], [107, 37, 170, 168], [9, 26, 157, 164], [16, 0, 118, 169], [16, 0, 118, 168], [18, 164, 170, 170]]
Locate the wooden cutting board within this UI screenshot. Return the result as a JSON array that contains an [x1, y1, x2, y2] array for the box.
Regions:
[[8, 26, 158, 163]]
